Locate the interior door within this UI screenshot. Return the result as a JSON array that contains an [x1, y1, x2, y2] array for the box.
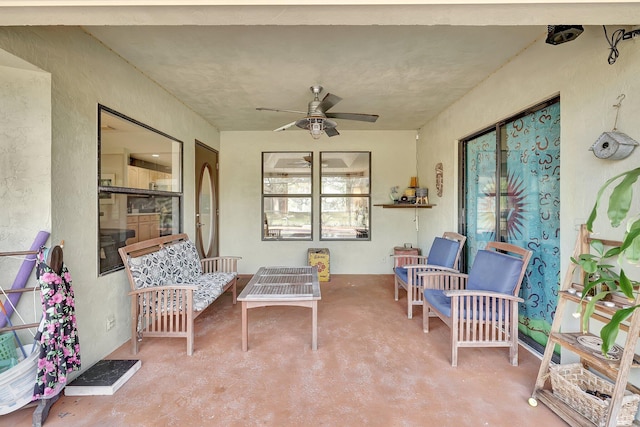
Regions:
[[195, 141, 219, 258]]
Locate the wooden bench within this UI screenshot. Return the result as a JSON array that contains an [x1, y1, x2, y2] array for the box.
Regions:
[[118, 234, 240, 356]]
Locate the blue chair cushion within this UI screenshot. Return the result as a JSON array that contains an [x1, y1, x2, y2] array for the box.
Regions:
[[424, 288, 511, 321], [427, 237, 460, 268], [394, 266, 408, 283], [423, 289, 451, 317], [466, 249, 523, 294]]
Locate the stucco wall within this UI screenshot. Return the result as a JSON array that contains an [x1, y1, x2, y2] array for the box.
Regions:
[[220, 130, 421, 274], [0, 59, 52, 349], [418, 26, 640, 364], [0, 63, 51, 244], [0, 27, 220, 369], [2, 22, 640, 372], [419, 25, 640, 262]]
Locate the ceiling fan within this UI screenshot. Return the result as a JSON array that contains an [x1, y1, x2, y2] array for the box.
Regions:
[[256, 85, 379, 139]]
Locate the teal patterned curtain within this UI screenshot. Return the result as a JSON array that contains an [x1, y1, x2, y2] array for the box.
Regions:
[[464, 100, 560, 351]]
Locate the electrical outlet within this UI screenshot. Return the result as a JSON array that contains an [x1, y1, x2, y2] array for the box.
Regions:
[[106, 315, 115, 331]]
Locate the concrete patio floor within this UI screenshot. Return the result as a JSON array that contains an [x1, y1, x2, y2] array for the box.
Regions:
[[3, 274, 565, 426]]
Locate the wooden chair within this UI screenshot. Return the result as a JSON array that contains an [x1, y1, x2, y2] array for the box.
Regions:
[[263, 214, 280, 239], [391, 232, 466, 319], [420, 241, 532, 367]]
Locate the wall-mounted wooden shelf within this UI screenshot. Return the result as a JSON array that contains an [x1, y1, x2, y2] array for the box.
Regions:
[[374, 204, 436, 209]]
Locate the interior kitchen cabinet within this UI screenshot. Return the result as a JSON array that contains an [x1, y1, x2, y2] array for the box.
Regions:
[[125, 213, 160, 245], [125, 215, 138, 245], [128, 165, 173, 191]]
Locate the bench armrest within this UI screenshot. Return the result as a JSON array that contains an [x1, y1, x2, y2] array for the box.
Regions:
[[201, 256, 242, 274]]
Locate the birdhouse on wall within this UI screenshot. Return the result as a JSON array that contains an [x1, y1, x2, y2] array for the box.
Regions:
[[589, 131, 638, 160]]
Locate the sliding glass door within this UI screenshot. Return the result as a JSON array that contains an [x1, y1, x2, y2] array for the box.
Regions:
[[461, 98, 560, 353]]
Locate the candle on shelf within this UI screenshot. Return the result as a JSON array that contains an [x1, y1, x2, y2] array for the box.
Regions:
[[409, 176, 418, 188]]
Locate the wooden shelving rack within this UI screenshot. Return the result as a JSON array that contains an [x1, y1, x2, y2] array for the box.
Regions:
[[531, 225, 640, 426], [374, 204, 436, 209], [0, 247, 64, 426]]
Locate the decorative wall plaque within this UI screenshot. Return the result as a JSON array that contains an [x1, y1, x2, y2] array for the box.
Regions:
[[435, 163, 443, 197]]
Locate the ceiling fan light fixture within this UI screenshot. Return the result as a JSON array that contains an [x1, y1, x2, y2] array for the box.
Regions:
[[309, 118, 324, 139], [258, 85, 379, 139], [545, 25, 584, 45]]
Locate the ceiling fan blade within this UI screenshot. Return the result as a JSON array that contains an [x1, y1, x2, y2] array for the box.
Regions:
[[325, 112, 379, 123], [274, 121, 297, 132], [318, 93, 342, 113], [257, 107, 306, 115], [325, 127, 340, 137]]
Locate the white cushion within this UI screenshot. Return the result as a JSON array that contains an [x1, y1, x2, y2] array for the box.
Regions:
[[164, 240, 203, 283], [128, 250, 173, 289], [192, 272, 235, 311]]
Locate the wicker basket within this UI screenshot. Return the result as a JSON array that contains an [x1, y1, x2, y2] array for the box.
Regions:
[[550, 363, 640, 426]]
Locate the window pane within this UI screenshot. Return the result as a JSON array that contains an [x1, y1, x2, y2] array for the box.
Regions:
[[98, 193, 180, 275], [263, 196, 312, 240], [262, 152, 313, 241], [320, 196, 370, 240], [262, 152, 312, 194], [320, 152, 370, 241], [320, 152, 370, 194], [100, 108, 182, 192], [98, 105, 183, 276]]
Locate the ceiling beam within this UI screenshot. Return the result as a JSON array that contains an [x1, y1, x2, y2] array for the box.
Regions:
[[0, 2, 638, 26]]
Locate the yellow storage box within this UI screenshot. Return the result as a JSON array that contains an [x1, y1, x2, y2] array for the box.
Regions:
[[308, 248, 330, 282]]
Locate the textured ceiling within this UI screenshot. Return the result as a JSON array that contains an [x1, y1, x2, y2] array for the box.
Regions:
[[85, 24, 544, 133], [2, 1, 635, 135]]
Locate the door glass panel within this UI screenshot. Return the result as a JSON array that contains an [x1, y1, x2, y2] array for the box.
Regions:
[[199, 166, 213, 256], [503, 103, 561, 354], [462, 99, 560, 357], [464, 130, 497, 267]]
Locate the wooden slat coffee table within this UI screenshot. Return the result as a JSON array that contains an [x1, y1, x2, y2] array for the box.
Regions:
[[238, 266, 321, 351]]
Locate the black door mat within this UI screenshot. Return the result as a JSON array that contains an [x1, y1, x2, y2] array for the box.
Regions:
[[65, 359, 141, 396]]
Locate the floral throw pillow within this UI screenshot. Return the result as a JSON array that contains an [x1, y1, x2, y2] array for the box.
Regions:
[[165, 240, 203, 283]]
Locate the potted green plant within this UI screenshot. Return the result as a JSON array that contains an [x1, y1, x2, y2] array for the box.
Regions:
[[572, 167, 640, 355]]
